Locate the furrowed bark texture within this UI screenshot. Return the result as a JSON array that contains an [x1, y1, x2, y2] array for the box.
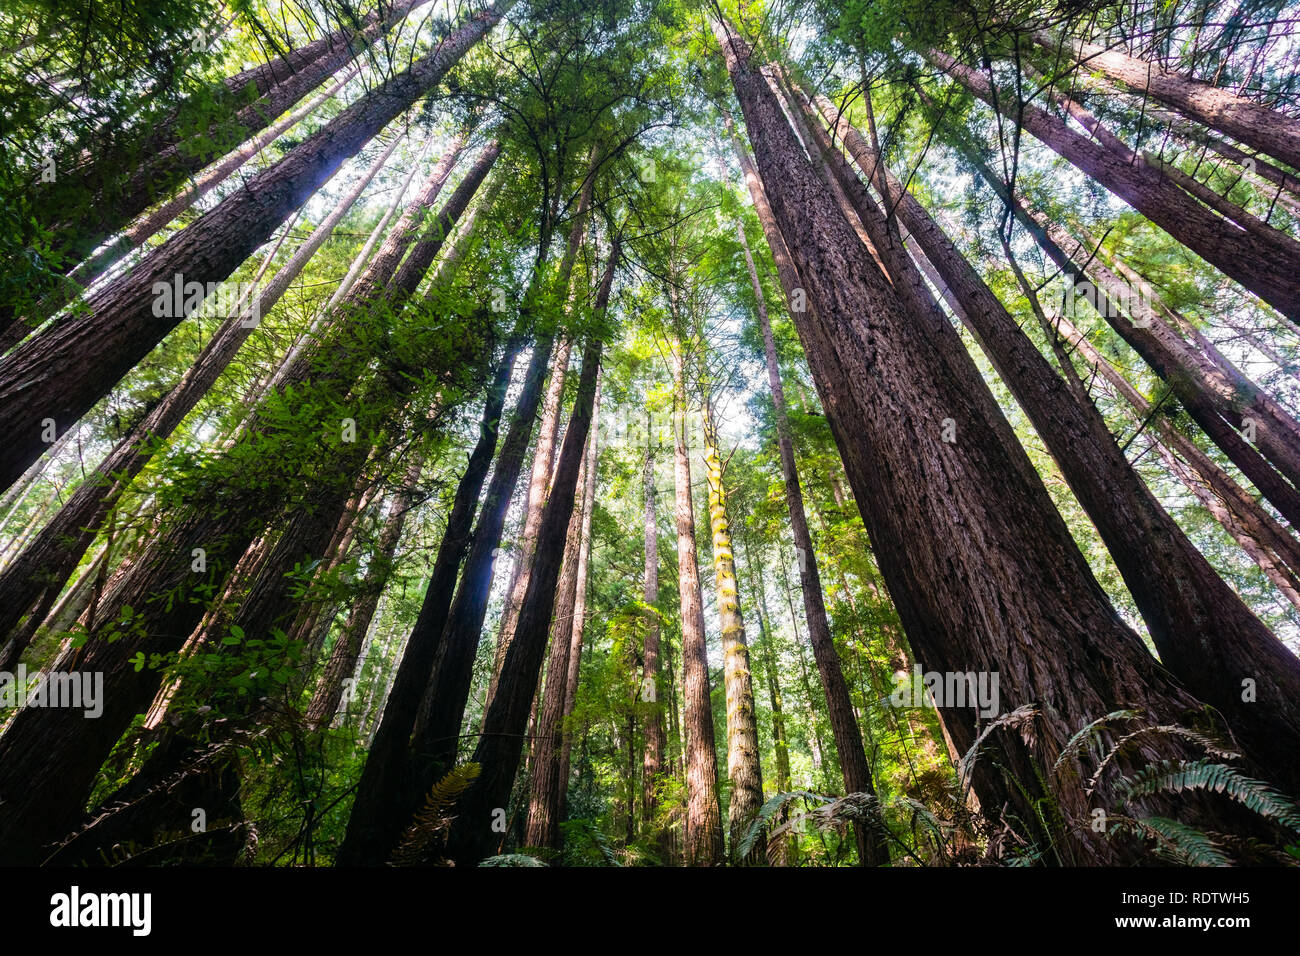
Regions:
[[446, 247, 616, 866], [807, 92, 1300, 797], [732, 135, 891, 866], [931, 48, 1300, 322], [671, 335, 725, 867], [716, 17, 1250, 861]]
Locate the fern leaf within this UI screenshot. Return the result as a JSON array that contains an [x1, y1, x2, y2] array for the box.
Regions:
[[479, 853, 548, 867], [389, 762, 481, 866], [1117, 759, 1300, 832]]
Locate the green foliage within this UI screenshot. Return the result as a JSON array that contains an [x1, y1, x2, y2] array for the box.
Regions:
[[390, 763, 482, 866]]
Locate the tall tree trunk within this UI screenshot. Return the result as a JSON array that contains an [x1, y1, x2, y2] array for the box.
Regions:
[[716, 17, 1263, 861], [36, 133, 498, 863], [1051, 306, 1300, 608], [958, 141, 1300, 531], [700, 397, 765, 863], [487, 335, 572, 703], [37, 0, 436, 277], [525, 381, 600, 852], [744, 537, 791, 795], [640, 404, 668, 846], [555, 406, 600, 833], [670, 334, 725, 867], [732, 141, 892, 866], [404, 325, 557, 785], [337, 339, 522, 865], [19, 70, 357, 337], [1036, 31, 1300, 173], [488, 148, 598, 702], [306, 453, 424, 729], [929, 48, 1300, 322], [0, 133, 403, 663], [445, 246, 616, 867], [0, 141, 497, 866], [0, 2, 509, 495], [805, 89, 1300, 797]]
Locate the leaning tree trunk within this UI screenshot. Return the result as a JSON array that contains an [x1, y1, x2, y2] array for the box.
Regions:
[[700, 396, 765, 863], [555, 410, 600, 833], [488, 149, 598, 703], [1063, 307, 1300, 608], [804, 89, 1300, 798], [0, 141, 498, 866], [958, 141, 1300, 532], [0, 1, 510, 495], [402, 324, 558, 795], [716, 17, 1269, 862], [1036, 31, 1300, 174], [445, 247, 616, 867], [306, 454, 424, 730], [0, 133, 403, 663], [486, 334, 572, 703], [929, 48, 1300, 322], [19, 69, 357, 336], [731, 137, 892, 867], [29, 135, 498, 865], [336, 339, 523, 866], [37, 0, 435, 277]]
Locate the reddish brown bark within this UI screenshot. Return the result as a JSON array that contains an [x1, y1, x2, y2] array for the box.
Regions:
[[716, 17, 1261, 861], [1037, 31, 1300, 173], [670, 334, 725, 867], [524, 382, 599, 851], [805, 90, 1300, 797], [0, 3, 508, 494], [931, 48, 1300, 322], [731, 133, 891, 866], [444, 246, 616, 867], [0, 142, 497, 865]]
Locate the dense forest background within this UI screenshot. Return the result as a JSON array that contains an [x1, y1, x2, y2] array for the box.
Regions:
[[1, 0, 1299, 867]]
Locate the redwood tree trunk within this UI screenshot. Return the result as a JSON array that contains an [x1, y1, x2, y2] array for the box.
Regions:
[[960, 143, 1300, 531], [556, 408, 600, 832], [640, 404, 668, 844], [931, 48, 1300, 322], [732, 141, 891, 866], [524, 382, 600, 852], [716, 17, 1263, 862], [807, 91, 1300, 797], [336, 339, 522, 865], [488, 153, 596, 702], [38, 0, 435, 275], [701, 397, 765, 863], [0, 2, 508, 494], [0, 142, 497, 866], [670, 335, 725, 867], [0, 133, 402, 663], [306, 455, 423, 729], [445, 248, 616, 867], [1037, 31, 1300, 173]]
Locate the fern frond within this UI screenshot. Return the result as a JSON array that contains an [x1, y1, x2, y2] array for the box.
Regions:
[[1089, 726, 1240, 793], [479, 853, 548, 866], [389, 762, 481, 866], [737, 790, 829, 861], [1052, 709, 1141, 775], [1116, 759, 1300, 832], [1130, 816, 1231, 866], [958, 704, 1039, 792]]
